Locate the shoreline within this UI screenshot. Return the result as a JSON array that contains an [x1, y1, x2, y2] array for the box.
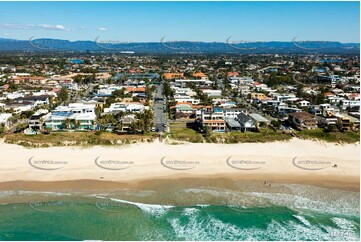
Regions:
[[0, 138, 359, 193], [0, 174, 359, 193]]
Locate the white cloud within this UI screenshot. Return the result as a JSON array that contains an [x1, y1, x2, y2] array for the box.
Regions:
[[0, 23, 71, 31], [98, 27, 107, 31], [0, 23, 32, 29], [38, 24, 70, 31]]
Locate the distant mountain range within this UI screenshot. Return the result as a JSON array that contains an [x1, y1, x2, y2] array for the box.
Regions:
[[0, 38, 359, 54]]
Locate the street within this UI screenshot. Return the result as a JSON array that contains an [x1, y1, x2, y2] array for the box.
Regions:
[[152, 84, 167, 132]]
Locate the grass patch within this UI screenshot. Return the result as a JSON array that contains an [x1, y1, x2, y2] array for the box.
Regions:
[[207, 129, 292, 143], [297, 129, 360, 144], [169, 120, 291, 143], [170, 121, 359, 144], [5, 132, 154, 147], [169, 121, 204, 143]]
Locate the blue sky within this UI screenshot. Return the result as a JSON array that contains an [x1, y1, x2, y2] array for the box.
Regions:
[[0, 1, 359, 42]]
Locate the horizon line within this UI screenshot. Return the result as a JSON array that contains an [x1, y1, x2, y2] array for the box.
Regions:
[[2, 37, 360, 44]]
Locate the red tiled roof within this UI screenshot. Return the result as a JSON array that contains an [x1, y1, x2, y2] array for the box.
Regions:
[[323, 92, 335, 97], [126, 87, 146, 92], [192, 72, 207, 77], [228, 72, 239, 77], [203, 120, 225, 123]]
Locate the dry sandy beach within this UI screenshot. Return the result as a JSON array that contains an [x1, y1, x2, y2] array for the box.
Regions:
[[0, 138, 359, 192]]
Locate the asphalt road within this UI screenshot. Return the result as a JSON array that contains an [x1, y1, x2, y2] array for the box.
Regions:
[[152, 84, 167, 132]]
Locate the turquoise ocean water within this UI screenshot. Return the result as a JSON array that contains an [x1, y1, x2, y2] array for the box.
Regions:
[[0, 183, 359, 241]]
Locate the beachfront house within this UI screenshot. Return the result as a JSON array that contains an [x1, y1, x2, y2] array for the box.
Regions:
[[28, 110, 50, 133], [288, 111, 317, 130], [236, 113, 257, 132], [229, 112, 271, 132], [200, 108, 226, 132], [0, 113, 12, 128], [116, 115, 136, 133], [45, 103, 97, 131]]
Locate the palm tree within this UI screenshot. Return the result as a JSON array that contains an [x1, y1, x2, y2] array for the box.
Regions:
[[72, 120, 80, 130], [134, 109, 153, 133], [63, 118, 71, 130], [115, 120, 123, 132], [130, 119, 144, 134]]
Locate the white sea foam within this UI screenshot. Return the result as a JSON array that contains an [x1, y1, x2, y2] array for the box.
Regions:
[[0, 190, 71, 198], [0, 191, 16, 198], [244, 191, 359, 216], [293, 215, 311, 227], [195, 204, 210, 208], [331, 217, 357, 231], [92, 195, 173, 217], [17, 191, 71, 196], [183, 188, 233, 197], [183, 208, 198, 216], [168, 211, 360, 241]]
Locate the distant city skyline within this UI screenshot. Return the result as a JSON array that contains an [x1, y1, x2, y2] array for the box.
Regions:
[[0, 1, 359, 43]]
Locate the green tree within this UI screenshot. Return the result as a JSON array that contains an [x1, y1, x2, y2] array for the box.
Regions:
[[112, 89, 125, 98], [271, 120, 281, 129], [63, 118, 71, 129], [58, 87, 69, 103], [130, 119, 144, 134], [0, 123, 5, 136], [204, 126, 211, 138], [163, 81, 173, 98], [73, 75, 83, 84]]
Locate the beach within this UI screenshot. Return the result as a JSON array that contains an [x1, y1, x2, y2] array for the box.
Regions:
[[0, 138, 360, 240], [0, 138, 359, 191]]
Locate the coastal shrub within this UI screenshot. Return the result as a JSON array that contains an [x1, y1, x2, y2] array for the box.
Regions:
[[102, 140, 112, 145], [299, 129, 359, 143], [18, 141, 30, 147], [189, 136, 204, 143], [94, 130, 103, 136], [209, 136, 219, 143]]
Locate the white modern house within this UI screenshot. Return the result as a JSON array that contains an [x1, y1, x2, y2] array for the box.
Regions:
[[228, 76, 253, 85], [103, 102, 145, 113], [96, 85, 123, 97], [273, 93, 297, 102], [297, 100, 311, 107], [202, 89, 222, 97], [174, 94, 200, 104], [4, 92, 24, 100], [0, 113, 12, 128], [340, 100, 360, 110], [45, 103, 96, 130], [173, 87, 197, 97], [175, 79, 212, 87], [219, 108, 247, 119]]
